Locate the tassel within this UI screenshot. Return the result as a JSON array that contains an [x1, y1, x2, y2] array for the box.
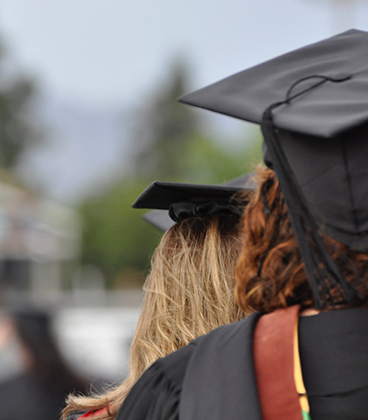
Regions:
[[261, 107, 356, 308]]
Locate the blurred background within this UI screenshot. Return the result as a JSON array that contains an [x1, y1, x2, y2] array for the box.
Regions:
[[0, 0, 366, 412]]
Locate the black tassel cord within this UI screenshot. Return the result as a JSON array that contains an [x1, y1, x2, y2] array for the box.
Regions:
[[260, 75, 356, 308]]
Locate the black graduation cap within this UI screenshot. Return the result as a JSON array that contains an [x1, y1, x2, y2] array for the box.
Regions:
[[180, 29, 368, 308], [133, 174, 255, 232], [180, 29, 368, 138]]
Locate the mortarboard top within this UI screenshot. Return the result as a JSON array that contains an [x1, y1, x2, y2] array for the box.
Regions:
[[134, 173, 255, 232], [179, 29, 368, 308], [179, 29, 368, 139]]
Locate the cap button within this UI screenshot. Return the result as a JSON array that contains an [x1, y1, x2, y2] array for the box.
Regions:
[[331, 73, 352, 82]]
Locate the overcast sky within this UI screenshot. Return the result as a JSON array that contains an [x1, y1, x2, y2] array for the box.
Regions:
[[2, 0, 367, 106], [0, 0, 367, 201]]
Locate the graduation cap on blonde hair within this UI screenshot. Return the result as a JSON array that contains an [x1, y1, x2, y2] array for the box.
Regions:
[[180, 29, 368, 308], [133, 173, 255, 232]]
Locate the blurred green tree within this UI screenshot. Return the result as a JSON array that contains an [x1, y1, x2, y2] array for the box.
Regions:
[[132, 59, 199, 180], [182, 132, 262, 185], [79, 180, 162, 288], [79, 134, 262, 288], [79, 58, 263, 288], [0, 43, 41, 168]]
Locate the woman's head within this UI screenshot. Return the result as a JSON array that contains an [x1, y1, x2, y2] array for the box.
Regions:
[[64, 212, 245, 420], [235, 166, 368, 314], [131, 214, 244, 372]]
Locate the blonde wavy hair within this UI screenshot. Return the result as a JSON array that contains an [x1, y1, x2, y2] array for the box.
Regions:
[[63, 214, 245, 420]]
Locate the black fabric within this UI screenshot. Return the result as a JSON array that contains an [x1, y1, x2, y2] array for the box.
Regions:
[[117, 307, 368, 420], [179, 29, 368, 139], [279, 129, 368, 251], [180, 314, 262, 420], [132, 177, 252, 211], [299, 307, 368, 395], [133, 182, 240, 210], [168, 200, 243, 223], [299, 307, 368, 419], [117, 315, 262, 420], [116, 342, 196, 420], [134, 174, 254, 231], [262, 109, 356, 307]]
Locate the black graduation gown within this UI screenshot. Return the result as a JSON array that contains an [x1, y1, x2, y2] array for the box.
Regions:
[[117, 313, 262, 420], [116, 308, 368, 420]]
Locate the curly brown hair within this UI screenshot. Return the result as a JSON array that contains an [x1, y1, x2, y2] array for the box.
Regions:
[[235, 166, 368, 314]]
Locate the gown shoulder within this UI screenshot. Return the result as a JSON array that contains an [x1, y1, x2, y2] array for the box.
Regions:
[[116, 340, 198, 420], [116, 315, 261, 420]]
